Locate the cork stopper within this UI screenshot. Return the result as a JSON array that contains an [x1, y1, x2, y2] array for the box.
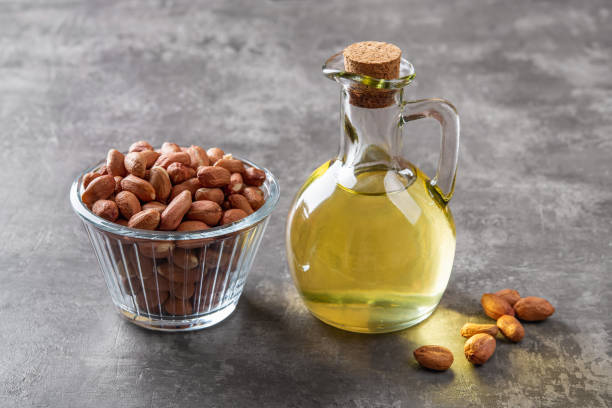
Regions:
[[343, 41, 402, 108]]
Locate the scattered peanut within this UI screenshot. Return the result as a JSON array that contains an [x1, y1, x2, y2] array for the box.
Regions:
[[495, 288, 521, 306], [497, 315, 524, 342], [481, 293, 515, 319], [464, 333, 496, 365], [413, 345, 454, 371], [514, 297, 555, 321], [460, 323, 498, 338]]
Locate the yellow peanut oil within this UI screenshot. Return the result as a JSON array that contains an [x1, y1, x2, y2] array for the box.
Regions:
[[286, 160, 456, 333]]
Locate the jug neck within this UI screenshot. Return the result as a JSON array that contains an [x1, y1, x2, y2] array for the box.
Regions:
[[337, 86, 404, 171]]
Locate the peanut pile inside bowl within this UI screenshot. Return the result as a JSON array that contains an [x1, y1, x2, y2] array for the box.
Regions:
[[81, 141, 266, 231]]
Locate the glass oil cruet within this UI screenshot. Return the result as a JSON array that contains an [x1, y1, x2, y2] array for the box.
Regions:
[[286, 42, 460, 333]]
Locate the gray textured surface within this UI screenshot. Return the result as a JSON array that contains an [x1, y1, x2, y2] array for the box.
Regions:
[[1, 0, 611, 407]]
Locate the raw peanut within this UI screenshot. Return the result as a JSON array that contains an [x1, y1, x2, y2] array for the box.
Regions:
[[243, 186, 265, 210], [129, 140, 153, 152], [120, 261, 145, 283], [124, 152, 147, 178], [157, 263, 201, 284], [221, 209, 248, 225], [197, 166, 231, 188], [140, 150, 161, 168], [117, 258, 137, 278], [154, 152, 191, 169], [460, 323, 499, 338], [244, 167, 266, 186], [82, 175, 115, 208], [495, 289, 521, 306], [481, 293, 515, 319], [464, 333, 496, 365], [214, 158, 245, 174], [135, 297, 160, 314], [137, 290, 169, 310], [187, 200, 223, 226], [121, 175, 156, 202], [167, 162, 196, 184], [144, 169, 151, 179], [177, 220, 209, 232], [120, 273, 141, 293], [195, 187, 224, 204], [115, 218, 129, 227], [143, 274, 170, 291], [228, 194, 253, 215], [497, 315, 524, 342], [170, 281, 195, 300], [128, 209, 161, 230], [83, 172, 101, 189], [92, 199, 119, 222], [172, 248, 199, 270], [122, 253, 155, 279], [159, 190, 192, 231], [148, 166, 172, 203], [181, 146, 188, 152], [206, 247, 232, 272], [164, 297, 193, 315], [106, 149, 126, 177], [96, 165, 109, 175], [154, 263, 175, 281], [113, 176, 123, 193], [119, 275, 140, 294], [115, 191, 142, 220], [170, 177, 201, 200], [170, 178, 201, 200], [413, 345, 454, 371], [221, 200, 230, 210], [187, 145, 209, 168], [142, 201, 167, 213], [228, 172, 245, 194], [514, 297, 555, 321], [161, 142, 182, 154], [207, 147, 225, 164], [125, 276, 144, 295], [138, 241, 175, 258]]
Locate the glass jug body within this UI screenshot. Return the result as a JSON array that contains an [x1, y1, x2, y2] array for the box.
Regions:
[[286, 53, 459, 333]]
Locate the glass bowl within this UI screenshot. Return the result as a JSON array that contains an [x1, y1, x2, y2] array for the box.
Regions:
[[70, 156, 279, 332]]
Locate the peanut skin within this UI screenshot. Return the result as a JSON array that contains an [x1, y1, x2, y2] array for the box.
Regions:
[[464, 333, 496, 365], [497, 315, 524, 342], [159, 190, 192, 231], [413, 345, 454, 371]]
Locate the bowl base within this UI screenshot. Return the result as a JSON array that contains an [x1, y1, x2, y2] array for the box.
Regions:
[[118, 301, 237, 332]]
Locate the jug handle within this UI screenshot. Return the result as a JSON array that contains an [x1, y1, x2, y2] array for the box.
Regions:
[[402, 98, 460, 203]]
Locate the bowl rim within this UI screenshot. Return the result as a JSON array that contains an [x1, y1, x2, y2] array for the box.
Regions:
[[70, 154, 280, 241]]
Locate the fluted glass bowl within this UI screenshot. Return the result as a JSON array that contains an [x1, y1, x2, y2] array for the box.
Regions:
[[70, 156, 279, 331]]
